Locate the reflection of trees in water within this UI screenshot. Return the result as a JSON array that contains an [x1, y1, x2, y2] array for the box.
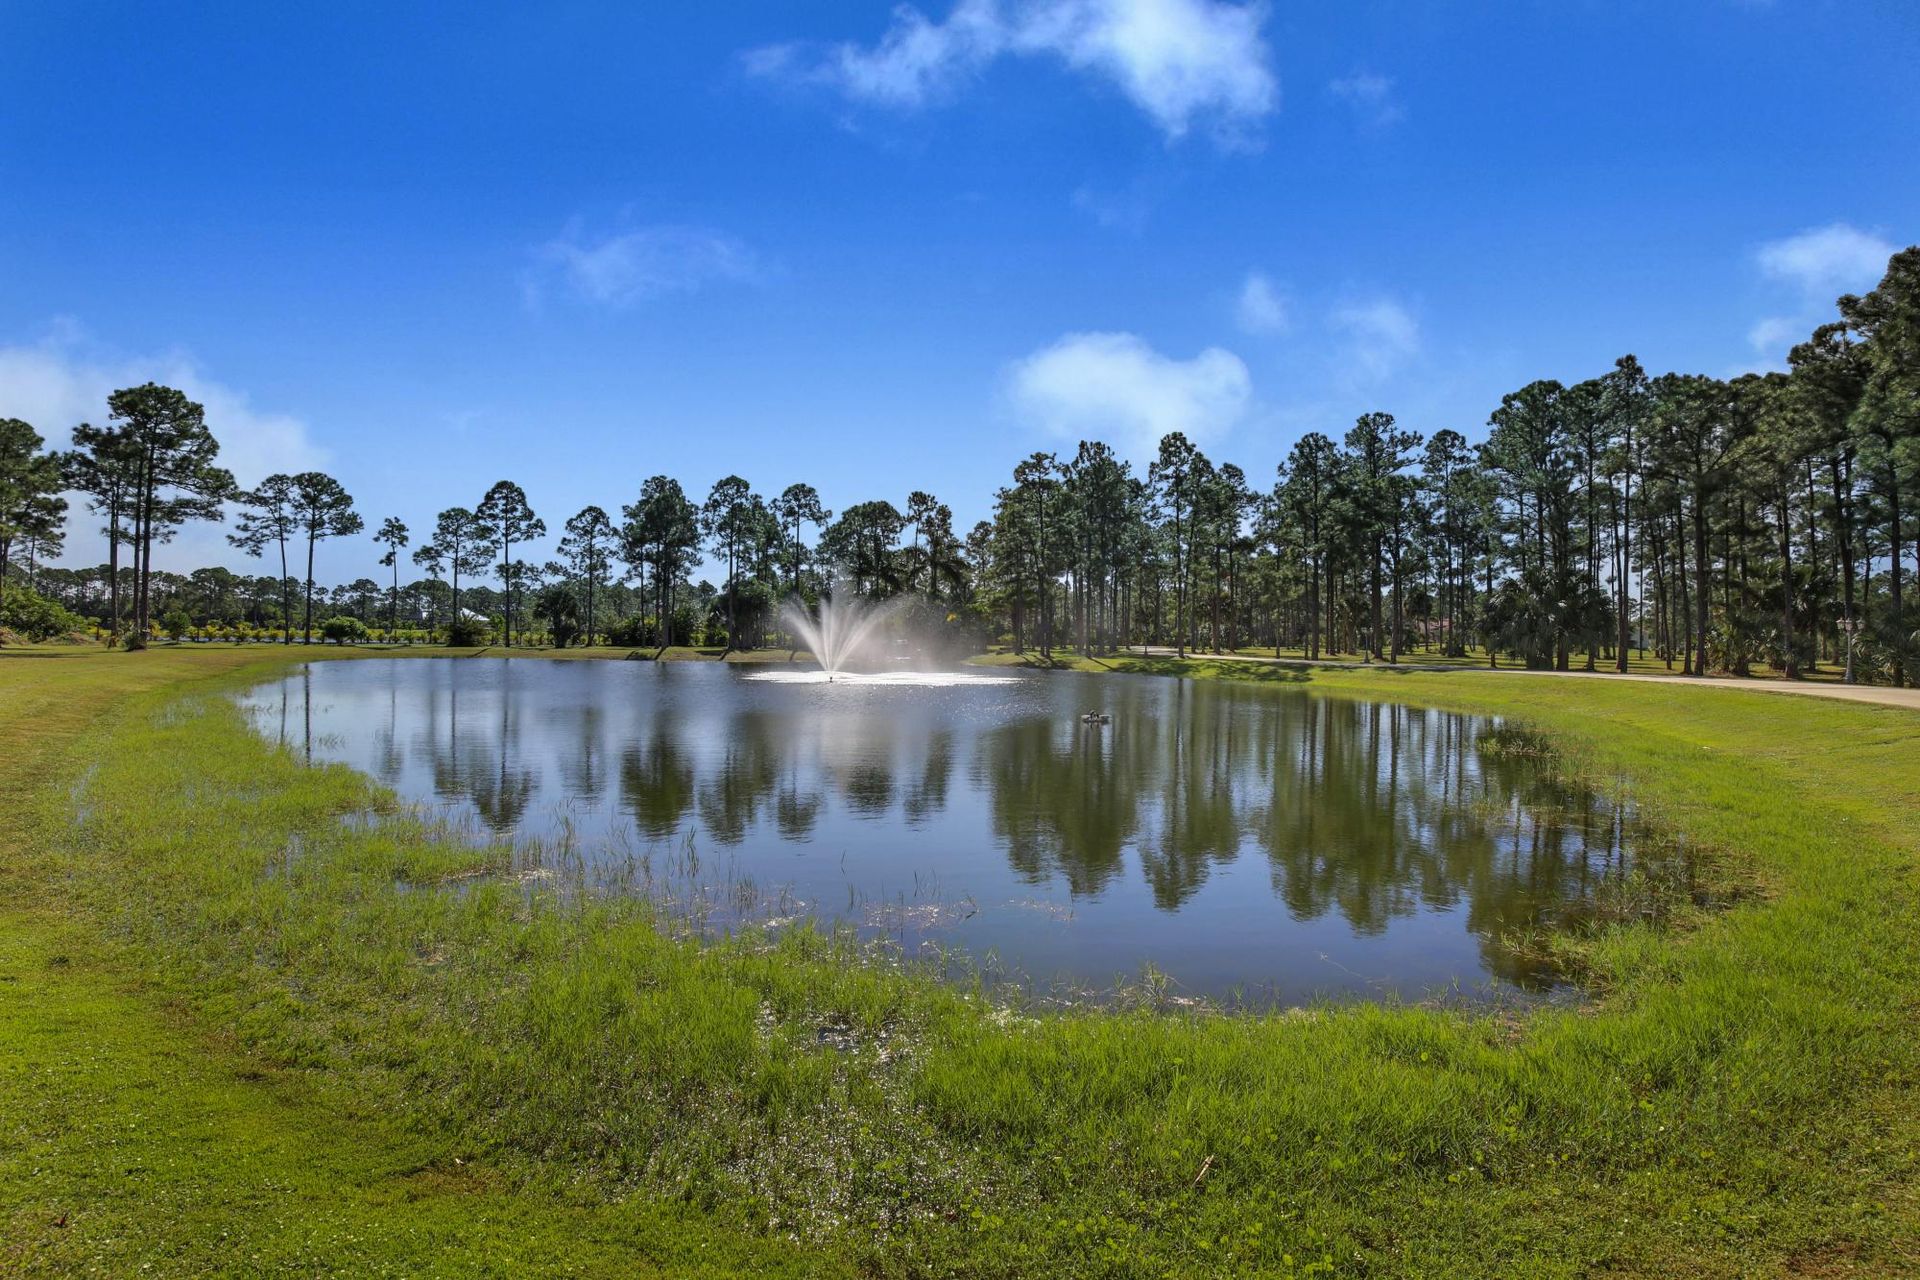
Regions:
[[839, 764, 892, 816], [971, 680, 1648, 979], [1459, 740, 1633, 985], [902, 729, 953, 826], [1256, 698, 1443, 932], [609, 703, 939, 845], [980, 678, 1251, 904], [697, 710, 784, 845], [370, 679, 406, 785], [1142, 679, 1243, 908], [1247, 697, 1638, 985], [322, 664, 1651, 983], [557, 699, 607, 804], [410, 680, 535, 834], [619, 724, 695, 841], [981, 709, 1139, 896], [822, 714, 901, 818], [775, 780, 821, 840]]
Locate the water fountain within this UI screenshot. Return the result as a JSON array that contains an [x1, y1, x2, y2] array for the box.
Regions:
[[749, 594, 1017, 687], [779, 593, 901, 679]]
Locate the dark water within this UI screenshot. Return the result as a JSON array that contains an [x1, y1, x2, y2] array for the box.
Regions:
[[237, 659, 1675, 1005]]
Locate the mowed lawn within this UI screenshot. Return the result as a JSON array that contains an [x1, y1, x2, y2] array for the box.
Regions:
[[2, 645, 1917, 1277]]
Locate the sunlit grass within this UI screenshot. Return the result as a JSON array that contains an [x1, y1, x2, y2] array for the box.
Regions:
[[973, 642, 1864, 683], [4, 646, 1918, 1276]]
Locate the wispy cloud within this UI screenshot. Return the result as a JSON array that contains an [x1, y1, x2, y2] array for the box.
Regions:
[[746, 0, 1279, 144], [1746, 221, 1896, 359], [526, 222, 758, 309], [1235, 271, 1288, 335], [1746, 316, 1801, 356], [1755, 222, 1894, 300], [0, 321, 328, 567], [1330, 297, 1420, 382], [1006, 330, 1251, 461], [1328, 70, 1403, 129]]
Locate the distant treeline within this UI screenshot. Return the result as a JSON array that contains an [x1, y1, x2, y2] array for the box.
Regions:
[[4, 247, 1917, 682]]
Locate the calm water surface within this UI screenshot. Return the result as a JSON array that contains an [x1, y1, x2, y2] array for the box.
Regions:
[[238, 658, 1669, 1004]]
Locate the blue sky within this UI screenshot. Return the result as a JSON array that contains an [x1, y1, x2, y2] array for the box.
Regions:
[[3, 1, 1915, 583]]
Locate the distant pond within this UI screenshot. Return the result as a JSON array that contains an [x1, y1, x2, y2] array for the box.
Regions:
[[237, 658, 1686, 1006]]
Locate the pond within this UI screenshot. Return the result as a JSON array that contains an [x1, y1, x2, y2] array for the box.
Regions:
[[237, 658, 1681, 1006]]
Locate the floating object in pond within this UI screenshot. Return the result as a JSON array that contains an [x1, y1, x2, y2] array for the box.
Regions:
[[1080, 711, 1111, 726]]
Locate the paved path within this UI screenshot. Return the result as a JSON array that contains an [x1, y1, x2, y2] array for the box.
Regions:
[[1121, 647, 1920, 712]]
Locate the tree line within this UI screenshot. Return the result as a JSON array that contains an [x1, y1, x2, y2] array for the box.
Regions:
[[4, 247, 1916, 683]]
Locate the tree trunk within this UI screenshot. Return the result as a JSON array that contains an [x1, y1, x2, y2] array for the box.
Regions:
[[1692, 493, 1711, 676], [1777, 486, 1798, 678], [107, 500, 122, 642], [1831, 455, 1857, 659], [134, 449, 156, 642], [1888, 459, 1906, 686], [501, 535, 513, 647], [304, 534, 317, 644], [1615, 465, 1631, 672], [1308, 562, 1320, 660], [278, 534, 292, 644], [1368, 544, 1383, 661], [1388, 549, 1402, 664]]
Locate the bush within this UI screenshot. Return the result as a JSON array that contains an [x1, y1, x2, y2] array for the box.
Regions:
[[534, 583, 581, 648], [321, 615, 370, 645], [667, 609, 700, 647], [605, 614, 646, 647], [0, 584, 89, 643], [160, 608, 193, 642], [446, 615, 491, 647]]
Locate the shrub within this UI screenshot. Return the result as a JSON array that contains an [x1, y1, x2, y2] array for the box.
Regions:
[[607, 614, 653, 647], [446, 615, 491, 647], [0, 584, 88, 642], [160, 608, 193, 642], [675, 610, 706, 652], [321, 615, 370, 645], [534, 583, 580, 648]]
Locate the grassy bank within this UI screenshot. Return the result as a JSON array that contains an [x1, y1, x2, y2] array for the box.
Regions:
[[0, 648, 833, 1277], [972, 644, 1860, 683], [3, 648, 1917, 1276], [48, 640, 816, 662]]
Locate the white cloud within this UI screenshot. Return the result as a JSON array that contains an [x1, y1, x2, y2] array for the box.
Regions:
[[1330, 297, 1420, 381], [0, 323, 327, 567], [1006, 331, 1251, 459], [817, 0, 1006, 107], [1745, 222, 1897, 359], [747, 0, 1278, 143], [0, 327, 325, 488], [1746, 315, 1800, 356], [1235, 271, 1287, 334], [1328, 71, 1403, 128], [1756, 223, 1895, 299], [528, 223, 757, 309]]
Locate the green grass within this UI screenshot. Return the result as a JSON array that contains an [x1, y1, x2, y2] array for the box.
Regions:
[[0, 650, 834, 1278], [50, 639, 815, 662], [973, 643, 1860, 682], [3, 647, 1918, 1276]]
